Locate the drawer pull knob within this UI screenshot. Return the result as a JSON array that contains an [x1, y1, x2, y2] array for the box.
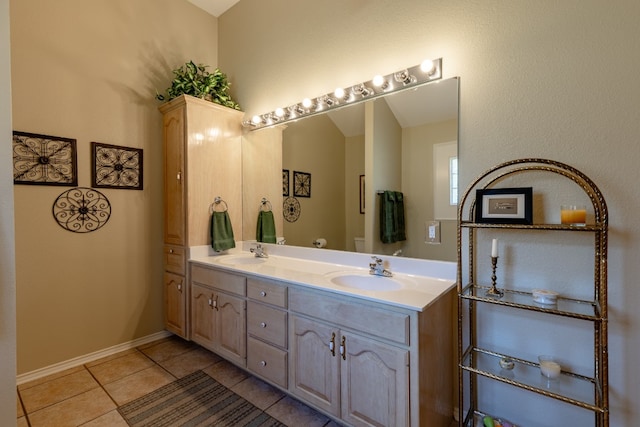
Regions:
[[260, 291, 267, 297], [169, 249, 174, 253], [260, 360, 267, 367], [340, 336, 346, 360], [260, 322, 267, 328]]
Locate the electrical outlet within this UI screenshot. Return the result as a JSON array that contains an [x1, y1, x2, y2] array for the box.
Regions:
[[426, 220, 441, 244]]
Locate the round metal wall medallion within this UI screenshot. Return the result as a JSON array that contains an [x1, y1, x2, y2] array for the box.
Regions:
[[283, 197, 301, 223], [52, 187, 111, 233]]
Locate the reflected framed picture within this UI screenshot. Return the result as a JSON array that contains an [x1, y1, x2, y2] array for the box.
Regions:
[[475, 187, 532, 224], [293, 171, 311, 198], [359, 174, 365, 214], [283, 169, 289, 196]]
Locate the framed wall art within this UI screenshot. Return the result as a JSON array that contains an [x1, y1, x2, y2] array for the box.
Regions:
[[359, 174, 365, 214], [293, 171, 311, 198], [91, 142, 143, 190], [12, 131, 78, 186], [283, 169, 290, 196], [475, 187, 533, 224]]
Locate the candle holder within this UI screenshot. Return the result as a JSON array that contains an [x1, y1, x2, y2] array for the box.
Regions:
[[486, 256, 503, 297]]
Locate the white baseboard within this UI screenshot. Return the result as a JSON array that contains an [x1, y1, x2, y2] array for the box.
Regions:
[[17, 330, 172, 385]]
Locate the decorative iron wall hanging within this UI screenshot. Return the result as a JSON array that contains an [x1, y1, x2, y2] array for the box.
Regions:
[[283, 196, 301, 222], [91, 142, 143, 190], [12, 131, 78, 186], [293, 171, 311, 198], [283, 169, 290, 196], [52, 187, 111, 233]]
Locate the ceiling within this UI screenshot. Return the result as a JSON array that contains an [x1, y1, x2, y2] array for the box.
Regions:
[[187, 0, 240, 17]]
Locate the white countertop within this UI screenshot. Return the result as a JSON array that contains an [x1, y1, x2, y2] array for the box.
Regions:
[[189, 242, 456, 312]]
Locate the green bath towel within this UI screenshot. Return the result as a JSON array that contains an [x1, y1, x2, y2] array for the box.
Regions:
[[256, 210, 277, 243], [380, 190, 406, 244], [210, 211, 235, 251]]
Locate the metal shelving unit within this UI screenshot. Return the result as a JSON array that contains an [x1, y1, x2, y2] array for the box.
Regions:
[[457, 158, 608, 426]]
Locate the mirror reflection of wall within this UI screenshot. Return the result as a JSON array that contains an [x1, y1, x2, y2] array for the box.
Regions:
[[275, 77, 459, 261]]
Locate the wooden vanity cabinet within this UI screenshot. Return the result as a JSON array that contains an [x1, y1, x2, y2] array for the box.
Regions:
[[159, 95, 243, 339], [190, 264, 247, 366]]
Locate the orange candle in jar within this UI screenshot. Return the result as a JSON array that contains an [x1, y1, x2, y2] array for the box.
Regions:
[[560, 205, 586, 224]]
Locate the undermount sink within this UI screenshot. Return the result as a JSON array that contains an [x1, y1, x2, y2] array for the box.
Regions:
[[327, 272, 404, 291], [217, 255, 268, 266]]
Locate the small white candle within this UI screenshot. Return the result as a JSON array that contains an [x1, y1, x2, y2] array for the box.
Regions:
[[491, 239, 498, 257]]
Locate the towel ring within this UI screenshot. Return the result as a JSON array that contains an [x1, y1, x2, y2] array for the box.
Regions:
[[260, 198, 273, 212], [210, 196, 228, 213]]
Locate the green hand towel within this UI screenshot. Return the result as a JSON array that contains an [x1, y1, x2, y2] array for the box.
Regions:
[[380, 190, 406, 243], [256, 210, 277, 243], [210, 211, 235, 252]]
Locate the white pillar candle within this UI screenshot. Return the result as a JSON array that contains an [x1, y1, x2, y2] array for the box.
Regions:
[[491, 239, 498, 257]]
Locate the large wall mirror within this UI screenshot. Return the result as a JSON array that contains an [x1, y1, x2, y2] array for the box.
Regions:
[[243, 76, 459, 262]]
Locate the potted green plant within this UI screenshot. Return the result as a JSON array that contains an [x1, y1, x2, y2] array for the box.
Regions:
[[156, 61, 241, 110]]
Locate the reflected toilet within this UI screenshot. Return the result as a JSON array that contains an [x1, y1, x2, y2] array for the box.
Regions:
[[354, 237, 365, 253]]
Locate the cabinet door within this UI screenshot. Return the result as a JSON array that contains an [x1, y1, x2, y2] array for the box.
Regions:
[[164, 272, 186, 338], [214, 292, 246, 365], [191, 283, 215, 350], [340, 332, 409, 427], [289, 315, 340, 417], [163, 107, 186, 246]]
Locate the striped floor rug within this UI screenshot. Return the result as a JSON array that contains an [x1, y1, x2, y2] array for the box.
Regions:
[[118, 370, 287, 427]]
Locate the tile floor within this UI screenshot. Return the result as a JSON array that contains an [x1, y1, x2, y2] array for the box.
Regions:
[[16, 335, 343, 427]]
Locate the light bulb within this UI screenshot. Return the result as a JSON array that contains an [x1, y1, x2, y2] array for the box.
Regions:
[[275, 108, 285, 117], [251, 115, 262, 124], [334, 87, 345, 99], [420, 59, 435, 74], [372, 75, 385, 87], [302, 98, 312, 109]]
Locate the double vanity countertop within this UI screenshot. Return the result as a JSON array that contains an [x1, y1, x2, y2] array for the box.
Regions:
[[189, 242, 456, 312]]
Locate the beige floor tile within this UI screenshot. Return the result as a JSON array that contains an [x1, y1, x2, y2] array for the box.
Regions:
[[88, 350, 155, 385], [18, 365, 86, 391], [20, 368, 99, 413], [265, 395, 331, 427], [17, 417, 28, 427], [80, 409, 129, 426], [202, 359, 249, 388], [158, 346, 223, 378], [231, 376, 286, 410], [85, 348, 138, 368], [27, 387, 115, 427], [103, 365, 175, 405], [17, 392, 24, 417], [138, 336, 196, 362]]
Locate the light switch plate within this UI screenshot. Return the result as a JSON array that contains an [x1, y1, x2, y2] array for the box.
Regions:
[[426, 220, 441, 244]]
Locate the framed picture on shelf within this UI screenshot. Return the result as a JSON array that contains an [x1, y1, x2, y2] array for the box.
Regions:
[[475, 187, 533, 224]]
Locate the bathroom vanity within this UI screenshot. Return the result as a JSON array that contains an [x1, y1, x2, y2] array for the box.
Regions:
[[187, 244, 456, 427]]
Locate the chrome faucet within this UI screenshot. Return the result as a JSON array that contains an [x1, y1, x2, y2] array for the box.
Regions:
[[250, 243, 268, 258], [369, 256, 393, 277]]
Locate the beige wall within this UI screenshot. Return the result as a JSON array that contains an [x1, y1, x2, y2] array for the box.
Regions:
[[1, 0, 16, 423], [220, 1, 640, 425], [10, 0, 219, 373]]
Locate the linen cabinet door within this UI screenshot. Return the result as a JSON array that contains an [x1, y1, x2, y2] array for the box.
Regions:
[[289, 315, 340, 417], [190, 283, 215, 350], [340, 332, 409, 427], [214, 292, 246, 365], [164, 272, 186, 338]]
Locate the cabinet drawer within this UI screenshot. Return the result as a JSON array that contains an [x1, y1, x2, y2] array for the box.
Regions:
[[247, 337, 287, 388], [191, 264, 246, 296], [289, 288, 410, 345], [247, 277, 287, 308], [164, 245, 185, 275], [247, 301, 287, 348]]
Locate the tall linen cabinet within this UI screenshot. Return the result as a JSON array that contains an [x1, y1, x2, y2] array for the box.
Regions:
[[159, 95, 244, 338]]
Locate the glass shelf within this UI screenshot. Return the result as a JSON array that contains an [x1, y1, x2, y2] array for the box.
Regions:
[[461, 347, 605, 412], [460, 284, 602, 321], [460, 221, 605, 232]]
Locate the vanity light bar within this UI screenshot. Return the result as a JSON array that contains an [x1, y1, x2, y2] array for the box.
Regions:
[[242, 57, 443, 130]]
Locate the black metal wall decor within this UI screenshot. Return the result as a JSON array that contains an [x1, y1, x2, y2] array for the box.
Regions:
[[283, 196, 301, 222], [12, 131, 78, 186], [52, 187, 111, 233], [283, 169, 290, 196], [293, 171, 311, 198], [91, 142, 143, 190]]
